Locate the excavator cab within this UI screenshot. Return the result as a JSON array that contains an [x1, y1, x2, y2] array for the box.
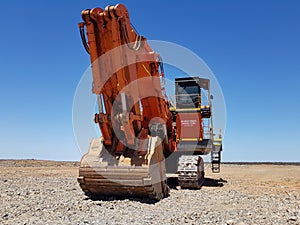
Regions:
[[173, 77, 213, 154], [172, 77, 222, 175], [169, 77, 220, 188]]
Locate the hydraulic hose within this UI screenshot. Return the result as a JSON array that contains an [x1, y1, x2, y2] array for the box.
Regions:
[[79, 24, 90, 54]]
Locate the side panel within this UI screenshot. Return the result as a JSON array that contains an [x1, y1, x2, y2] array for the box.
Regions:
[[176, 112, 203, 141]]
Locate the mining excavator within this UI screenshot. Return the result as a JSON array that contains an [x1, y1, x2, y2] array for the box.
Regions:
[[77, 4, 223, 200]]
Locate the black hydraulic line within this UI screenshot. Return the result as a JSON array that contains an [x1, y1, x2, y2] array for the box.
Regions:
[[80, 26, 90, 54], [120, 20, 143, 51]]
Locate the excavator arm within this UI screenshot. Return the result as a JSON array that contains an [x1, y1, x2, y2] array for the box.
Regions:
[[79, 4, 172, 151], [77, 4, 172, 200]]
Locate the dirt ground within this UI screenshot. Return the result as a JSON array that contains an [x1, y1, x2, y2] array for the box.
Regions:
[[1, 160, 299, 196], [206, 163, 300, 197], [1, 160, 300, 225]]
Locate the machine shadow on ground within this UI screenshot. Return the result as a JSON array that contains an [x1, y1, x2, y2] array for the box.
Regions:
[[203, 177, 227, 187], [83, 192, 166, 205], [167, 177, 227, 189]]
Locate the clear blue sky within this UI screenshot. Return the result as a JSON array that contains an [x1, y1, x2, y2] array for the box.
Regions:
[[0, 0, 299, 162]]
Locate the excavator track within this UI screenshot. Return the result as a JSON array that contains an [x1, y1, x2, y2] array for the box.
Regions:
[[78, 137, 169, 200], [177, 155, 205, 189]]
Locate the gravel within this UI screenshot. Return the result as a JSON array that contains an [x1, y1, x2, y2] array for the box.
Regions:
[[0, 161, 300, 225]]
